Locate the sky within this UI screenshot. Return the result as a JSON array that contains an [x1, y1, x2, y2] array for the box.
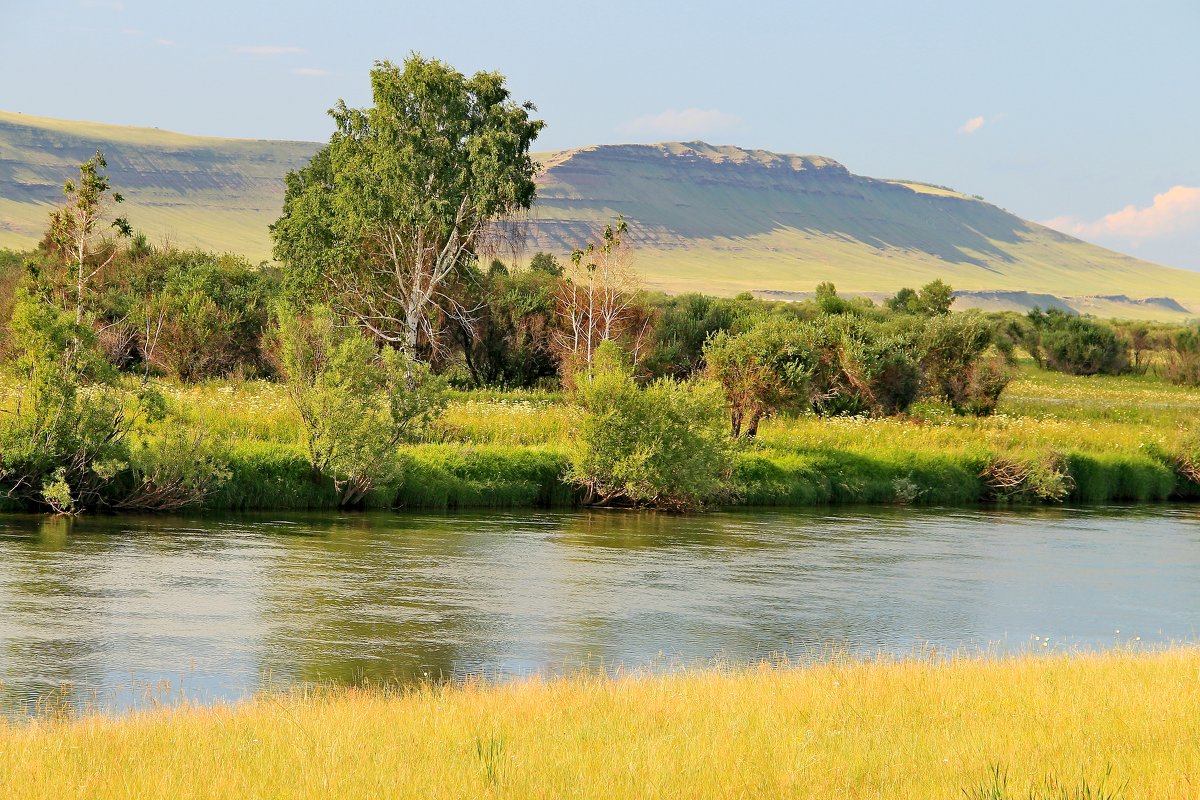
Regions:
[[2, 0, 1198, 270]]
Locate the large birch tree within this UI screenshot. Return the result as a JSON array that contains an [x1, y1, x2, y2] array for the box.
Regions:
[[272, 55, 544, 353]]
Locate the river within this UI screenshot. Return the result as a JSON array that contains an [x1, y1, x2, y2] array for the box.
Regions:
[[1, 506, 1197, 712]]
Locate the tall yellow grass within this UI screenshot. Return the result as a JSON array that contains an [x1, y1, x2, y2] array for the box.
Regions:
[[2, 648, 1196, 798]]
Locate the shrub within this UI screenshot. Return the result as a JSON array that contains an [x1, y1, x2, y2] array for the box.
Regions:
[[806, 316, 922, 416], [275, 308, 447, 507], [920, 312, 1013, 415], [703, 316, 812, 437], [568, 342, 732, 510], [0, 291, 132, 511], [1030, 309, 1129, 376], [135, 250, 276, 381], [1162, 326, 1200, 386]]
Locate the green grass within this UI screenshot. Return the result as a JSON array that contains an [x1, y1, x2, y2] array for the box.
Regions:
[[3, 360, 1197, 512], [126, 362, 1200, 510]]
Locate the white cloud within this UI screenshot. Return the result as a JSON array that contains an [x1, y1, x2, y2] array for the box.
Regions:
[[121, 27, 141, 35], [236, 45, 305, 56], [1045, 186, 1200, 243], [959, 115, 986, 134], [291, 67, 330, 77], [620, 108, 743, 139], [155, 38, 176, 47], [81, 0, 125, 9]]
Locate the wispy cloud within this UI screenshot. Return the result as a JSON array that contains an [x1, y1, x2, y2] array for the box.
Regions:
[[121, 27, 141, 35], [620, 108, 743, 139], [291, 67, 330, 77], [959, 115, 986, 134], [81, 0, 125, 10], [236, 45, 305, 56], [1045, 186, 1200, 242], [155, 38, 176, 47]]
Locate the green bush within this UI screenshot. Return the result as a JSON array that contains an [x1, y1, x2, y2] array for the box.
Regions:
[[134, 250, 277, 381], [568, 342, 733, 510], [275, 307, 447, 507], [0, 291, 132, 511], [806, 316, 922, 416], [920, 312, 1013, 415], [704, 316, 812, 436], [1030, 309, 1129, 376]]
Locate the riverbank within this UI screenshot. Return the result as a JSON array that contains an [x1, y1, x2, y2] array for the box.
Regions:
[[187, 362, 1200, 510], [2, 648, 1195, 798], [4, 361, 1199, 512]]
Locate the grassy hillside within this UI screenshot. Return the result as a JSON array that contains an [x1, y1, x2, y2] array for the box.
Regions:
[[0, 111, 318, 261], [2, 113, 1198, 315], [523, 142, 1200, 312]]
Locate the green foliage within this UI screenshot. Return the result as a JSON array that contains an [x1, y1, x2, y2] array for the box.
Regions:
[[703, 316, 812, 436], [272, 54, 544, 351], [275, 307, 447, 507], [642, 293, 743, 379], [117, 427, 231, 512], [568, 342, 733, 510], [1162, 325, 1200, 386], [887, 280, 955, 316], [805, 316, 922, 416], [528, 252, 563, 276], [813, 281, 850, 315], [1029, 309, 1129, 376], [134, 250, 276, 381], [920, 311, 1013, 415], [0, 290, 130, 511], [448, 267, 560, 389]]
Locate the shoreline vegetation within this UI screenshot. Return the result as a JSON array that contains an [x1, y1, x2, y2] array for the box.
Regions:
[[3, 55, 1200, 516], [2, 647, 1196, 798]]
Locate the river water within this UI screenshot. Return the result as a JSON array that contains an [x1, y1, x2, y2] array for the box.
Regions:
[[0, 506, 1197, 711]]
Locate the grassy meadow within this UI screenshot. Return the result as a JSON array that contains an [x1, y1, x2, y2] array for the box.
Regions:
[[1, 357, 1190, 512], [2, 647, 1196, 798]]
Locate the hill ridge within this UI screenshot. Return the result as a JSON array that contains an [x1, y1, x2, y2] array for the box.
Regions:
[[1, 112, 1197, 320]]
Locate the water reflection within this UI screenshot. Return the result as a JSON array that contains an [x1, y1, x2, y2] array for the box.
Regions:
[[0, 506, 1197, 711]]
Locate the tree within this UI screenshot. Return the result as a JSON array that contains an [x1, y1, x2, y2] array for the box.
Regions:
[[46, 150, 132, 337], [916, 279, 954, 315], [272, 55, 545, 354], [529, 252, 563, 276], [703, 317, 812, 437], [887, 280, 954, 316], [568, 342, 732, 510], [554, 216, 649, 376]]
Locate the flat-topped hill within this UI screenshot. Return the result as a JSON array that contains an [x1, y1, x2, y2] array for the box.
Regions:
[[1, 112, 1196, 318]]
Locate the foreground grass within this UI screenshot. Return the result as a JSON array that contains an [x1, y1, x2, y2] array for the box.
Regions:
[[2, 648, 1197, 798]]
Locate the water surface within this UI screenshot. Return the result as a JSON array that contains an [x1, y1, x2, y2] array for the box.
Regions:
[[0, 506, 1197, 711]]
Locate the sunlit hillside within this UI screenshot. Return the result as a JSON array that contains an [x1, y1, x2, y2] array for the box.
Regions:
[[2, 112, 1197, 317], [0, 111, 318, 261]]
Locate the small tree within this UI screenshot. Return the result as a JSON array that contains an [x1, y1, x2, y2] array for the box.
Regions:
[[272, 55, 544, 354], [47, 150, 132, 333], [554, 216, 649, 376], [568, 342, 732, 510], [703, 317, 812, 437], [275, 308, 446, 507], [1163, 326, 1200, 386]]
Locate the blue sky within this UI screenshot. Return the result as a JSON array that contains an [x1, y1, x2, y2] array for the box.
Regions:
[[3, 0, 1198, 269]]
